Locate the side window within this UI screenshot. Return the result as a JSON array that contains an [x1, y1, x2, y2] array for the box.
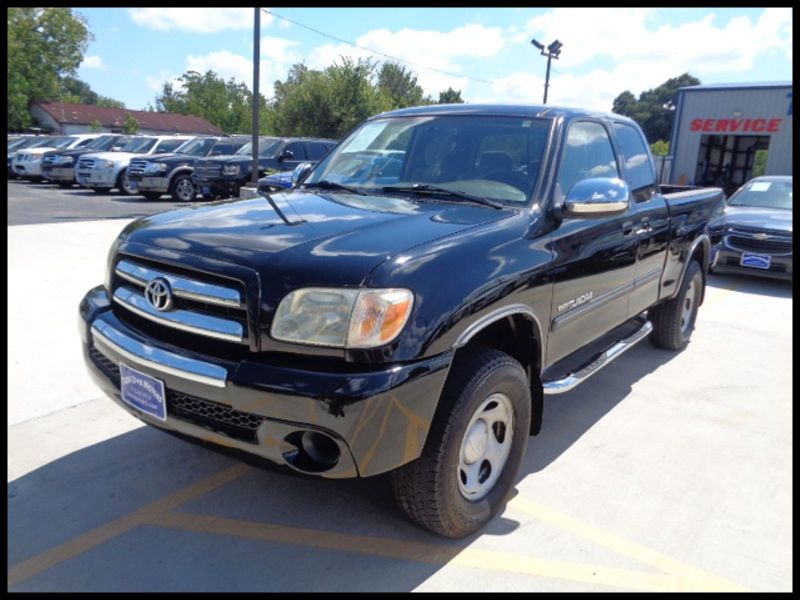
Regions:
[[306, 142, 328, 160], [613, 122, 656, 200], [556, 121, 619, 199], [213, 143, 234, 155], [155, 139, 185, 153], [283, 142, 307, 160]]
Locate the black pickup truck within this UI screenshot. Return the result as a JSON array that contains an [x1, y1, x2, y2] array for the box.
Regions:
[[80, 104, 724, 537], [41, 134, 126, 187], [191, 136, 337, 199], [127, 136, 250, 201]]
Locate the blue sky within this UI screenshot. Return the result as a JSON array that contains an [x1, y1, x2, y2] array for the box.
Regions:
[[75, 8, 793, 112]]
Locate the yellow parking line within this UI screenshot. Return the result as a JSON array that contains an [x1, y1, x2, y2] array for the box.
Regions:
[[148, 510, 686, 592], [507, 496, 748, 592], [7, 463, 252, 588]]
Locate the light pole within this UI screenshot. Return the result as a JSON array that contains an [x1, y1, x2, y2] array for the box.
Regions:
[[531, 38, 563, 104], [251, 7, 260, 186]]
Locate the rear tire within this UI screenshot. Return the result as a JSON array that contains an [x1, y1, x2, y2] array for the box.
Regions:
[[649, 260, 703, 350], [391, 347, 531, 538]]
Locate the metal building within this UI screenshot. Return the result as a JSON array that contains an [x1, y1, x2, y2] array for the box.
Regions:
[[669, 81, 792, 194]]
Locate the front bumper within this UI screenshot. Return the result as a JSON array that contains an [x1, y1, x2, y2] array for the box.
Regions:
[[76, 168, 116, 188], [41, 166, 76, 182], [13, 161, 44, 177], [80, 285, 451, 478], [134, 175, 170, 193], [711, 241, 792, 281]]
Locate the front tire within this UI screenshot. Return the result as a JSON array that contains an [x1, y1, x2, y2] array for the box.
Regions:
[[391, 347, 531, 538], [116, 169, 137, 196], [649, 260, 703, 350], [170, 173, 196, 202]]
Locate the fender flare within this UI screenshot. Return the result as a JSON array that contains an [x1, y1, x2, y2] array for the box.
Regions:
[[670, 234, 710, 301]]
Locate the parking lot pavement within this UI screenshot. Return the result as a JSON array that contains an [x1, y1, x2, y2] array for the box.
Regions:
[[7, 212, 792, 591], [7, 178, 197, 225]]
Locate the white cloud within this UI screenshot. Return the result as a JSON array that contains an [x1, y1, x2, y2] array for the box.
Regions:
[[81, 55, 105, 70], [309, 23, 507, 97], [473, 8, 792, 111], [146, 70, 183, 93], [187, 50, 254, 83], [128, 8, 272, 33]]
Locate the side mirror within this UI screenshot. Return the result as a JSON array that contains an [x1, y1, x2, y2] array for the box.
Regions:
[[279, 149, 294, 161], [291, 162, 313, 187], [563, 177, 630, 218]]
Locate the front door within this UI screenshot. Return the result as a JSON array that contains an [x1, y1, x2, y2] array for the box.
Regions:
[[546, 120, 638, 366]]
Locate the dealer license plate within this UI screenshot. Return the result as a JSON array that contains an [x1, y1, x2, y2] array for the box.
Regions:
[[120, 363, 167, 421], [740, 252, 771, 270]]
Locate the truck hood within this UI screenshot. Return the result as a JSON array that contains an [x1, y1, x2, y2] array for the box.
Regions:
[[120, 190, 515, 286], [725, 206, 792, 234], [85, 151, 143, 163]]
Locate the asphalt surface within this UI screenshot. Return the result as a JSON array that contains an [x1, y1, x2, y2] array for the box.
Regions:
[[7, 193, 793, 592], [7, 177, 201, 225]]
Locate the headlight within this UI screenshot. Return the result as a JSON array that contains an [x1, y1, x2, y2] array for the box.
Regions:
[[102, 160, 115, 169], [56, 156, 74, 165], [271, 287, 414, 348], [222, 164, 240, 176], [144, 162, 168, 174]]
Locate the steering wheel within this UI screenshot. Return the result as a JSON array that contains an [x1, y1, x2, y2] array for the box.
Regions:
[[483, 170, 532, 193]]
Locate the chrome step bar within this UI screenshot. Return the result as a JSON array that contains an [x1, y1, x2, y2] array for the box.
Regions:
[[91, 319, 228, 388], [543, 320, 653, 395]]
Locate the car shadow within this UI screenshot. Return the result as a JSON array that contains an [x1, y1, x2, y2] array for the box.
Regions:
[[707, 272, 792, 298], [8, 421, 520, 592], [519, 341, 679, 476]]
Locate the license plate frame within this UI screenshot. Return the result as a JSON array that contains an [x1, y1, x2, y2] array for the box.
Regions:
[[740, 252, 771, 270], [119, 363, 167, 421]]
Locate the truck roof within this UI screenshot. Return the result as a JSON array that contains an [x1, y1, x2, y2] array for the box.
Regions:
[[373, 103, 638, 125]]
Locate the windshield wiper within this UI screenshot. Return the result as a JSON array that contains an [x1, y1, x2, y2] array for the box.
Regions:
[[381, 184, 504, 209], [303, 180, 367, 195]]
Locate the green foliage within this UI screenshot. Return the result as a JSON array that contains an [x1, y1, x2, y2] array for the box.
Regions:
[[752, 149, 768, 178], [122, 113, 139, 134], [88, 119, 103, 132], [8, 8, 93, 130], [437, 87, 465, 104], [612, 73, 700, 143], [649, 140, 670, 156], [377, 62, 427, 108], [155, 70, 273, 134]]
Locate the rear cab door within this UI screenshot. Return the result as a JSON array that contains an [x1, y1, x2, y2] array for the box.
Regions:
[[610, 121, 671, 316]]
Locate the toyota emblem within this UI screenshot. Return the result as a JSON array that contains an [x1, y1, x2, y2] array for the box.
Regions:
[[144, 277, 173, 311]]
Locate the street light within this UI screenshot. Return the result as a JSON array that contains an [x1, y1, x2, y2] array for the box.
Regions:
[[531, 37, 563, 104]]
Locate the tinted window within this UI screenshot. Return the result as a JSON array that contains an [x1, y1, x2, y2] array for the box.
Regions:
[[212, 143, 234, 155], [557, 121, 619, 198], [283, 142, 307, 160], [76, 138, 95, 148], [121, 138, 157, 153], [613, 122, 655, 195], [306, 142, 329, 160], [154, 138, 186, 153]]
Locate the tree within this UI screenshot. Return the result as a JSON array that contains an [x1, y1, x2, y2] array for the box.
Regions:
[[649, 140, 670, 156], [437, 87, 464, 104], [58, 76, 125, 108], [611, 73, 700, 143], [89, 119, 103, 132], [122, 114, 139, 134], [8, 8, 92, 130], [377, 62, 426, 108], [154, 70, 273, 134]]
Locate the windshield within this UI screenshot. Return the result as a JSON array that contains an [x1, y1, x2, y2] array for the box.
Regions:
[[27, 137, 58, 148], [87, 135, 120, 151], [119, 137, 157, 153], [305, 115, 551, 204], [728, 179, 792, 210], [235, 138, 281, 157], [52, 137, 78, 148], [8, 138, 28, 151], [174, 137, 216, 156]]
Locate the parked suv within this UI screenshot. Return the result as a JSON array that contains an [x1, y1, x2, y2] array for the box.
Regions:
[[192, 137, 337, 199], [129, 136, 250, 201], [76, 135, 192, 195], [8, 136, 58, 178], [12, 134, 100, 181], [41, 134, 127, 188]]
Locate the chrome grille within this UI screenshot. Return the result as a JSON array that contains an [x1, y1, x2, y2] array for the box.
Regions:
[[113, 258, 249, 345], [726, 234, 792, 255], [42, 154, 57, 167], [193, 161, 222, 178], [79, 158, 95, 170], [128, 159, 148, 180]]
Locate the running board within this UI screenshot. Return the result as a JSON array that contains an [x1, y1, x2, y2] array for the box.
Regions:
[[542, 320, 653, 395]]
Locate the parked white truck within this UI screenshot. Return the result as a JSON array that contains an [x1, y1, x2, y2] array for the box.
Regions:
[[12, 134, 101, 181]]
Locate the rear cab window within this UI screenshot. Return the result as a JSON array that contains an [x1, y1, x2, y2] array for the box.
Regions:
[[612, 122, 656, 201]]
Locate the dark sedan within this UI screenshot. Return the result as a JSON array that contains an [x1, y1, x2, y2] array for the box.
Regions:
[[710, 175, 792, 281]]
